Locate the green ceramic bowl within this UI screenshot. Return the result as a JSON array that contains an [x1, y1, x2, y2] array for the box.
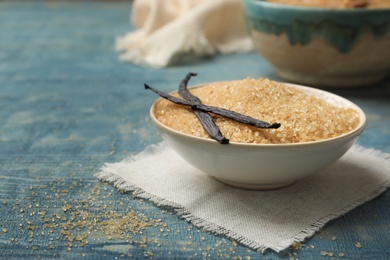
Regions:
[[244, 0, 390, 87]]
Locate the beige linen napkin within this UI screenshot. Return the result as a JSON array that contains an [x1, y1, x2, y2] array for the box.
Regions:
[[116, 0, 253, 67], [96, 142, 390, 252]]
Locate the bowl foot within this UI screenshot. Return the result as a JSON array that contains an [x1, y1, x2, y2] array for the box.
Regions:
[[277, 69, 386, 88], [214, 177, 296, 190]]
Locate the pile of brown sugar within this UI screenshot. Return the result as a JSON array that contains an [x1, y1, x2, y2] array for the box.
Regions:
[[154, 78, 360, 144], [267, 0, 390, 9]]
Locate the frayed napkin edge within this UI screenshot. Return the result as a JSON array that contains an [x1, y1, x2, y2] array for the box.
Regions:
[[278, 182, 389, 251], [94, 169, 273, 253], [95, 143, 390, 253]]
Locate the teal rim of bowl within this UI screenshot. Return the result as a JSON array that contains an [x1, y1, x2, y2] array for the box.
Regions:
[[244, 0, 390, 52]]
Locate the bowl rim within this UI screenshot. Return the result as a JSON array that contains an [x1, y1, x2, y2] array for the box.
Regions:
[[150, 82, 366, 148], [244, 0, 390, 12]]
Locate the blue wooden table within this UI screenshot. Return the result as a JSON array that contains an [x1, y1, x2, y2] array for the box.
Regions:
[[0, 1, 389, 259]]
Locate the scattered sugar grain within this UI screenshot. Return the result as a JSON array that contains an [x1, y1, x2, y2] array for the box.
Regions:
[[291, 241, 304, 250]]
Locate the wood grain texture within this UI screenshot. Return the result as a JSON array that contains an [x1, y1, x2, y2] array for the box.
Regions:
[[0, 1, 389, 259]]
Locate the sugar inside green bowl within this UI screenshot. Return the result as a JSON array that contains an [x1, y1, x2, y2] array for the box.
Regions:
[[243, 0, 390, 87]]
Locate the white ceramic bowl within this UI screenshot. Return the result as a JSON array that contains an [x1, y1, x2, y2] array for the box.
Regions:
[[150, 84, 366, 190]]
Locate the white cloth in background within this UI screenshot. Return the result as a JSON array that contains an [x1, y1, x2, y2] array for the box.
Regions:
[[116, 0, 253, 67], [96, 143, 390, 253]]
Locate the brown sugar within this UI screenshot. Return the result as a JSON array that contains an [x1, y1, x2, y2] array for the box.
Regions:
[[154, 78, 360, 144]]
